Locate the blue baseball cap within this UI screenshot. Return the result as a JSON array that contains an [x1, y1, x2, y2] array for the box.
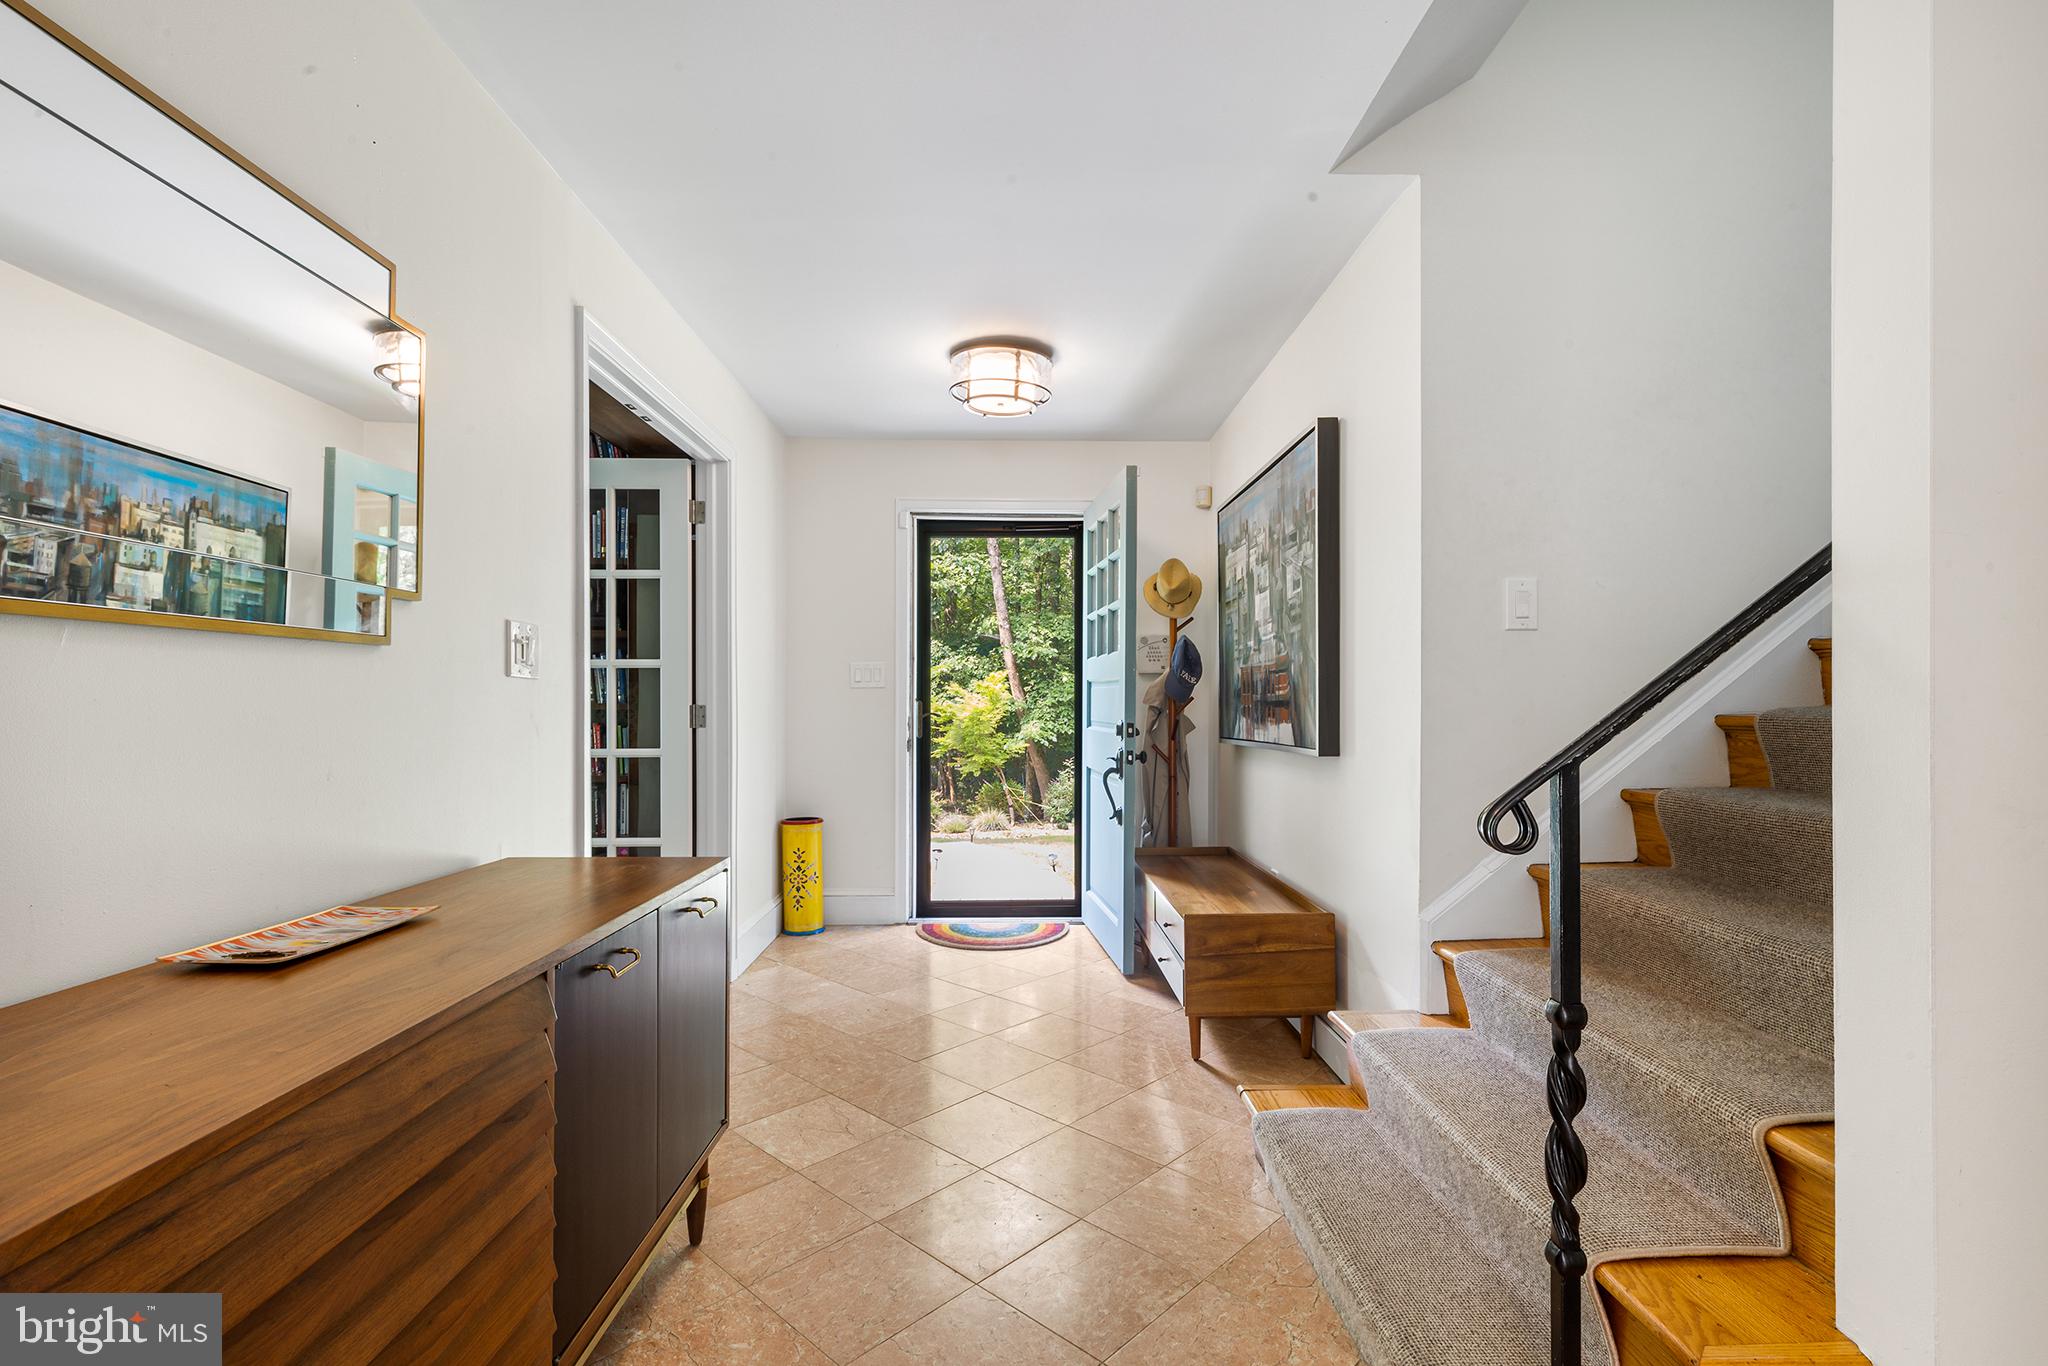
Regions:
[[1165, 636, 1203, 703]]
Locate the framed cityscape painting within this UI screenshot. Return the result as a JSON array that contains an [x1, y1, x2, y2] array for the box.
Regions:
[[0, 403, 291, 625], [1216, 418, 1339, 755]]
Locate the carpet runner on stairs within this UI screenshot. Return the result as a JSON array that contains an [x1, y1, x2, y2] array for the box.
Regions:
[[1252, 705, 1834, 1365]]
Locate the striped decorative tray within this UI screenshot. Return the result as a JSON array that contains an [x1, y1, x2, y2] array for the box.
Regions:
[[158, 904, 438, 966]]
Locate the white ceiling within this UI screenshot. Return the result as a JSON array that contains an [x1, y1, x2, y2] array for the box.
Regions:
[[414, 0, 1429, 439]]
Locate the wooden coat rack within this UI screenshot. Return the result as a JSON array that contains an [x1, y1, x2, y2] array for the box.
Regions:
[[1165, 612, 1189, 846]]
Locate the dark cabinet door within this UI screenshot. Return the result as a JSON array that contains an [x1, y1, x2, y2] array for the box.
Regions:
[[552, 914, 659, 1359], [657, 873, 729, 1201]]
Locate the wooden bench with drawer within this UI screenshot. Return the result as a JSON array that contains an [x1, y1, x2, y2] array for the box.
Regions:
[[1136, 847, 1338, 1060]]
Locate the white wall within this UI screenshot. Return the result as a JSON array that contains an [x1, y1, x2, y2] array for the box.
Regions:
[[0, 259, 379, 581], [1834, 0, 2048, 1360], [0, 0, 786, 1004], [780, 438, 1213, 919], [1211, 182, 1424, 1014], [1345, 0, 1833, 928]]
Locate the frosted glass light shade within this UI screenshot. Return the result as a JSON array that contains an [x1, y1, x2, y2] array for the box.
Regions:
[[949, 343, 1052, 417], [372, 327, 423, 397]]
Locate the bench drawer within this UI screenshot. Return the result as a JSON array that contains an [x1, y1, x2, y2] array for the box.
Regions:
[[1148, 883, 1187, 958], [1143, 912, 1186, 1003]]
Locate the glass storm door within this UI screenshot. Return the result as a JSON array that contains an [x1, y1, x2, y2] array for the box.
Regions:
[[1080, 467, 1140, 972], [916, 520, 1081, 919], [588, 457, 693, 857]]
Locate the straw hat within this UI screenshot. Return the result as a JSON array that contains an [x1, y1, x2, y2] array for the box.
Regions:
[[1144, 558, 1203, 618]]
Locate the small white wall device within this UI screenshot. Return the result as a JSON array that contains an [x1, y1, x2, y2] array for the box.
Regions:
[[507, 620, 538, 677], [1503, 577, 1538, 631]]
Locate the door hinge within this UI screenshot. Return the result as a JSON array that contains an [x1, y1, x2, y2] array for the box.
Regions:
[[688, 703, 708, 729], [687, 499, 707, 525]]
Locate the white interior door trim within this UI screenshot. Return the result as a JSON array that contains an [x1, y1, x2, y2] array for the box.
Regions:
[[574, 308, 739, 969], [892, 498, 1090, 925]]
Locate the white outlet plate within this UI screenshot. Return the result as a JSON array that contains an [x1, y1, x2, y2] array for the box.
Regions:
[[507, 620, 538, 678]]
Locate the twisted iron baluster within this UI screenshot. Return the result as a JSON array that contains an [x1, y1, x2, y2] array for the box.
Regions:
[[1545, 767, 1588, 1365]]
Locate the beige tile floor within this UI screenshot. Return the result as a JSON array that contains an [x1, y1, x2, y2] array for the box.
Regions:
[[592, 923, 1357, 1365]]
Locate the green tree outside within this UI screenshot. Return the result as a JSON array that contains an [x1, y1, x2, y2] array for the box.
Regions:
[[926, 534, 1076, 827]]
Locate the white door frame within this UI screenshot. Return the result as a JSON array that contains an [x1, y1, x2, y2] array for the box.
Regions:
[[891, 497, 1090, 925], [574, 308, 739, 966]]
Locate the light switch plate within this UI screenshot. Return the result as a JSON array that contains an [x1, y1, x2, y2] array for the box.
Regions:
[[507, 620, 538, 677], [1503, 577, 1538, 631], [850, 661, 886, 689]]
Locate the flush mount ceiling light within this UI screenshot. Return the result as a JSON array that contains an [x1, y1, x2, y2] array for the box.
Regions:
[[949, 341, 1052, 417], [372, 326, 423, 398]]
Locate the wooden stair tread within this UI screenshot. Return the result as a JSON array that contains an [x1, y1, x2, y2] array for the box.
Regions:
[[1808, 638, 1831, 706], [1598, 1253, 1861, 1366], [1701, 1346, 1866, 1364], [1622, 788, 1674, 866], [1239, 1084, 1365, 1116], [1715, 714, 1773, 788], [1326, 1010, 1458, 1038], [1765, 1123, 1835, 1181], [1432, 937, 1546, 962]]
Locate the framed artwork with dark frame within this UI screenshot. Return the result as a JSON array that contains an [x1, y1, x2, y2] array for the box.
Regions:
[[1216, 417, 1339, 756]]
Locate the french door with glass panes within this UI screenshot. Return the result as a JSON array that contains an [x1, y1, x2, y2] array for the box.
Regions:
[[588, 457, 694, 857]]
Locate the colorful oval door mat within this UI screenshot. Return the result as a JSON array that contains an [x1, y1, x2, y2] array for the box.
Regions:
[[916, 921, 1069, 950]]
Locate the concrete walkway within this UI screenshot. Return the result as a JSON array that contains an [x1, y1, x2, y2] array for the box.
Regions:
[[929, 839, 1074, 902]]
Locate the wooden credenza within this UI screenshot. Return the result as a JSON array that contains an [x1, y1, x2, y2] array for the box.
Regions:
[[1136, 847, 1337, 1060], [0, 857, 729, 1366]]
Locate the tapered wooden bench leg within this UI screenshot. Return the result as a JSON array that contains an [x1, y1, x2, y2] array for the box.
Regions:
[[686, 1165, 710, 1246], [1188, 1015, 1202, 1060], [1300, 1015, 1315, 1057]]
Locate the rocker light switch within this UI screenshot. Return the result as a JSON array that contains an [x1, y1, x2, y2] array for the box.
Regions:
[[850, 662, 886, 689], [1504, 577, 1538, 631]]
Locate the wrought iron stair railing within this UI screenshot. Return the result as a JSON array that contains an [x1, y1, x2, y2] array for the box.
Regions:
[[1475, 543, 1832, 1366]]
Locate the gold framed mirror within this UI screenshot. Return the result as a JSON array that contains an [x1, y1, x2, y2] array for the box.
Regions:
[[0, 0, 425, 644]]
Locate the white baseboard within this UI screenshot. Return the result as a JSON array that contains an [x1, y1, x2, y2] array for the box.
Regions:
[[824, 890, 908, 926], [1412, 579, 1832, 1012], [735, 897, 779, 977]]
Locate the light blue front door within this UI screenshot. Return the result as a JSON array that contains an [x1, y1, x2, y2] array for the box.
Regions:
[[322, 446, 418, 634], [1079, 467, 1139, 974]]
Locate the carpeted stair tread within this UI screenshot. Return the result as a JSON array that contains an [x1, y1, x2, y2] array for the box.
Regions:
[[1353, 1029, 1759, 1268], [1453, 945, 1831, 1233], [1253, 1106, 1550, 1366], [1656, 786, 1831, 909], [1755, 706, 1831, 795], [1578, 865, 1832, 1062]]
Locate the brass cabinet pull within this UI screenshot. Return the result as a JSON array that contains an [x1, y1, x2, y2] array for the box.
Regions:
[[596, 946, 641, 978], [677, 896, 720, 918]]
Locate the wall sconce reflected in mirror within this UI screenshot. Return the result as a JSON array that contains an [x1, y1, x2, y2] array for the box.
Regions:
[[372, 326, 423, 398]]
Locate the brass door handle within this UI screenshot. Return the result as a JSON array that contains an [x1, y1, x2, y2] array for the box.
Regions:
[[678, 896, 720, 917], [596, 946, 641, 978]]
